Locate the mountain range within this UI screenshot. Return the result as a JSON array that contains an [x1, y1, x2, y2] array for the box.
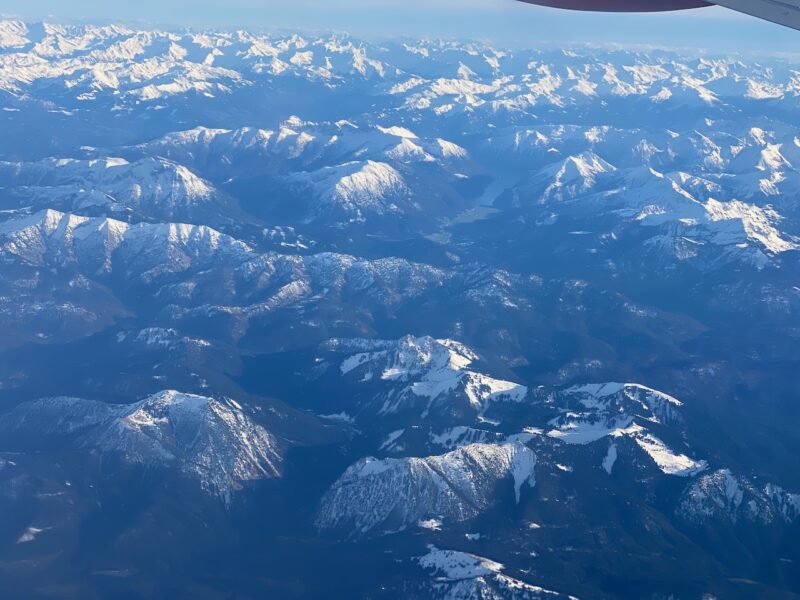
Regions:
[[0, 19, 799, 600]]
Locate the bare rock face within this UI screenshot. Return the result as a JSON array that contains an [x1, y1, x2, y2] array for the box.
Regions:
[[678, 469, 800, 526], [316, 441, 536, 537]]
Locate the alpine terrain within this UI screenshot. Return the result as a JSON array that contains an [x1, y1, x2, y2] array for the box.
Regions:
[[0, 19, 798, 599]]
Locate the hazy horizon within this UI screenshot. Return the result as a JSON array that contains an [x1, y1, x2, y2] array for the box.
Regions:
[[1, 0, 799, 54]]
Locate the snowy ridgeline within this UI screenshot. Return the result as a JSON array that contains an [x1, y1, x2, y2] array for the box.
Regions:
[[326, 338, 709, 476], [316, 442, 536, 536], [678, 469, 800, 525], [3, 330, 799, 531], [2, 19, 800, 110], [0, 132, 797, 270], [332, 335, 528, 419], [1, 20, 800, 265], [414, 546, 570, 599], [306, 336, 800, 540], [0, 391, 284, 503]]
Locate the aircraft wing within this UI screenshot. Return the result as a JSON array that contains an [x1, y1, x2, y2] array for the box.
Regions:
[[517, 0, 800, 31], [712, 0, 800, 30]]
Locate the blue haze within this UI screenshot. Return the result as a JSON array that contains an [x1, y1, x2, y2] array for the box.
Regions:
[[0, 0, 798, 55]]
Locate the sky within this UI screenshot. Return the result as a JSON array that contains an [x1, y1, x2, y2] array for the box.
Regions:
[[1, 0, 798, 54]]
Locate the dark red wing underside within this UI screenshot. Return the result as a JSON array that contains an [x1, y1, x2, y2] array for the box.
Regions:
[[518, 0, 711, 12]]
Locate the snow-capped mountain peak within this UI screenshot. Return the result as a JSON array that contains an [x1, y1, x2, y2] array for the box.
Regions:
[[316, 441, 536, 536], [0, 155, 227, 223], [333, 336, 527, 419], [0, 209, 254, 278], [0, 391, 284, 503], [544, 383, 707, 477], [542, 151, 617, 202]]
